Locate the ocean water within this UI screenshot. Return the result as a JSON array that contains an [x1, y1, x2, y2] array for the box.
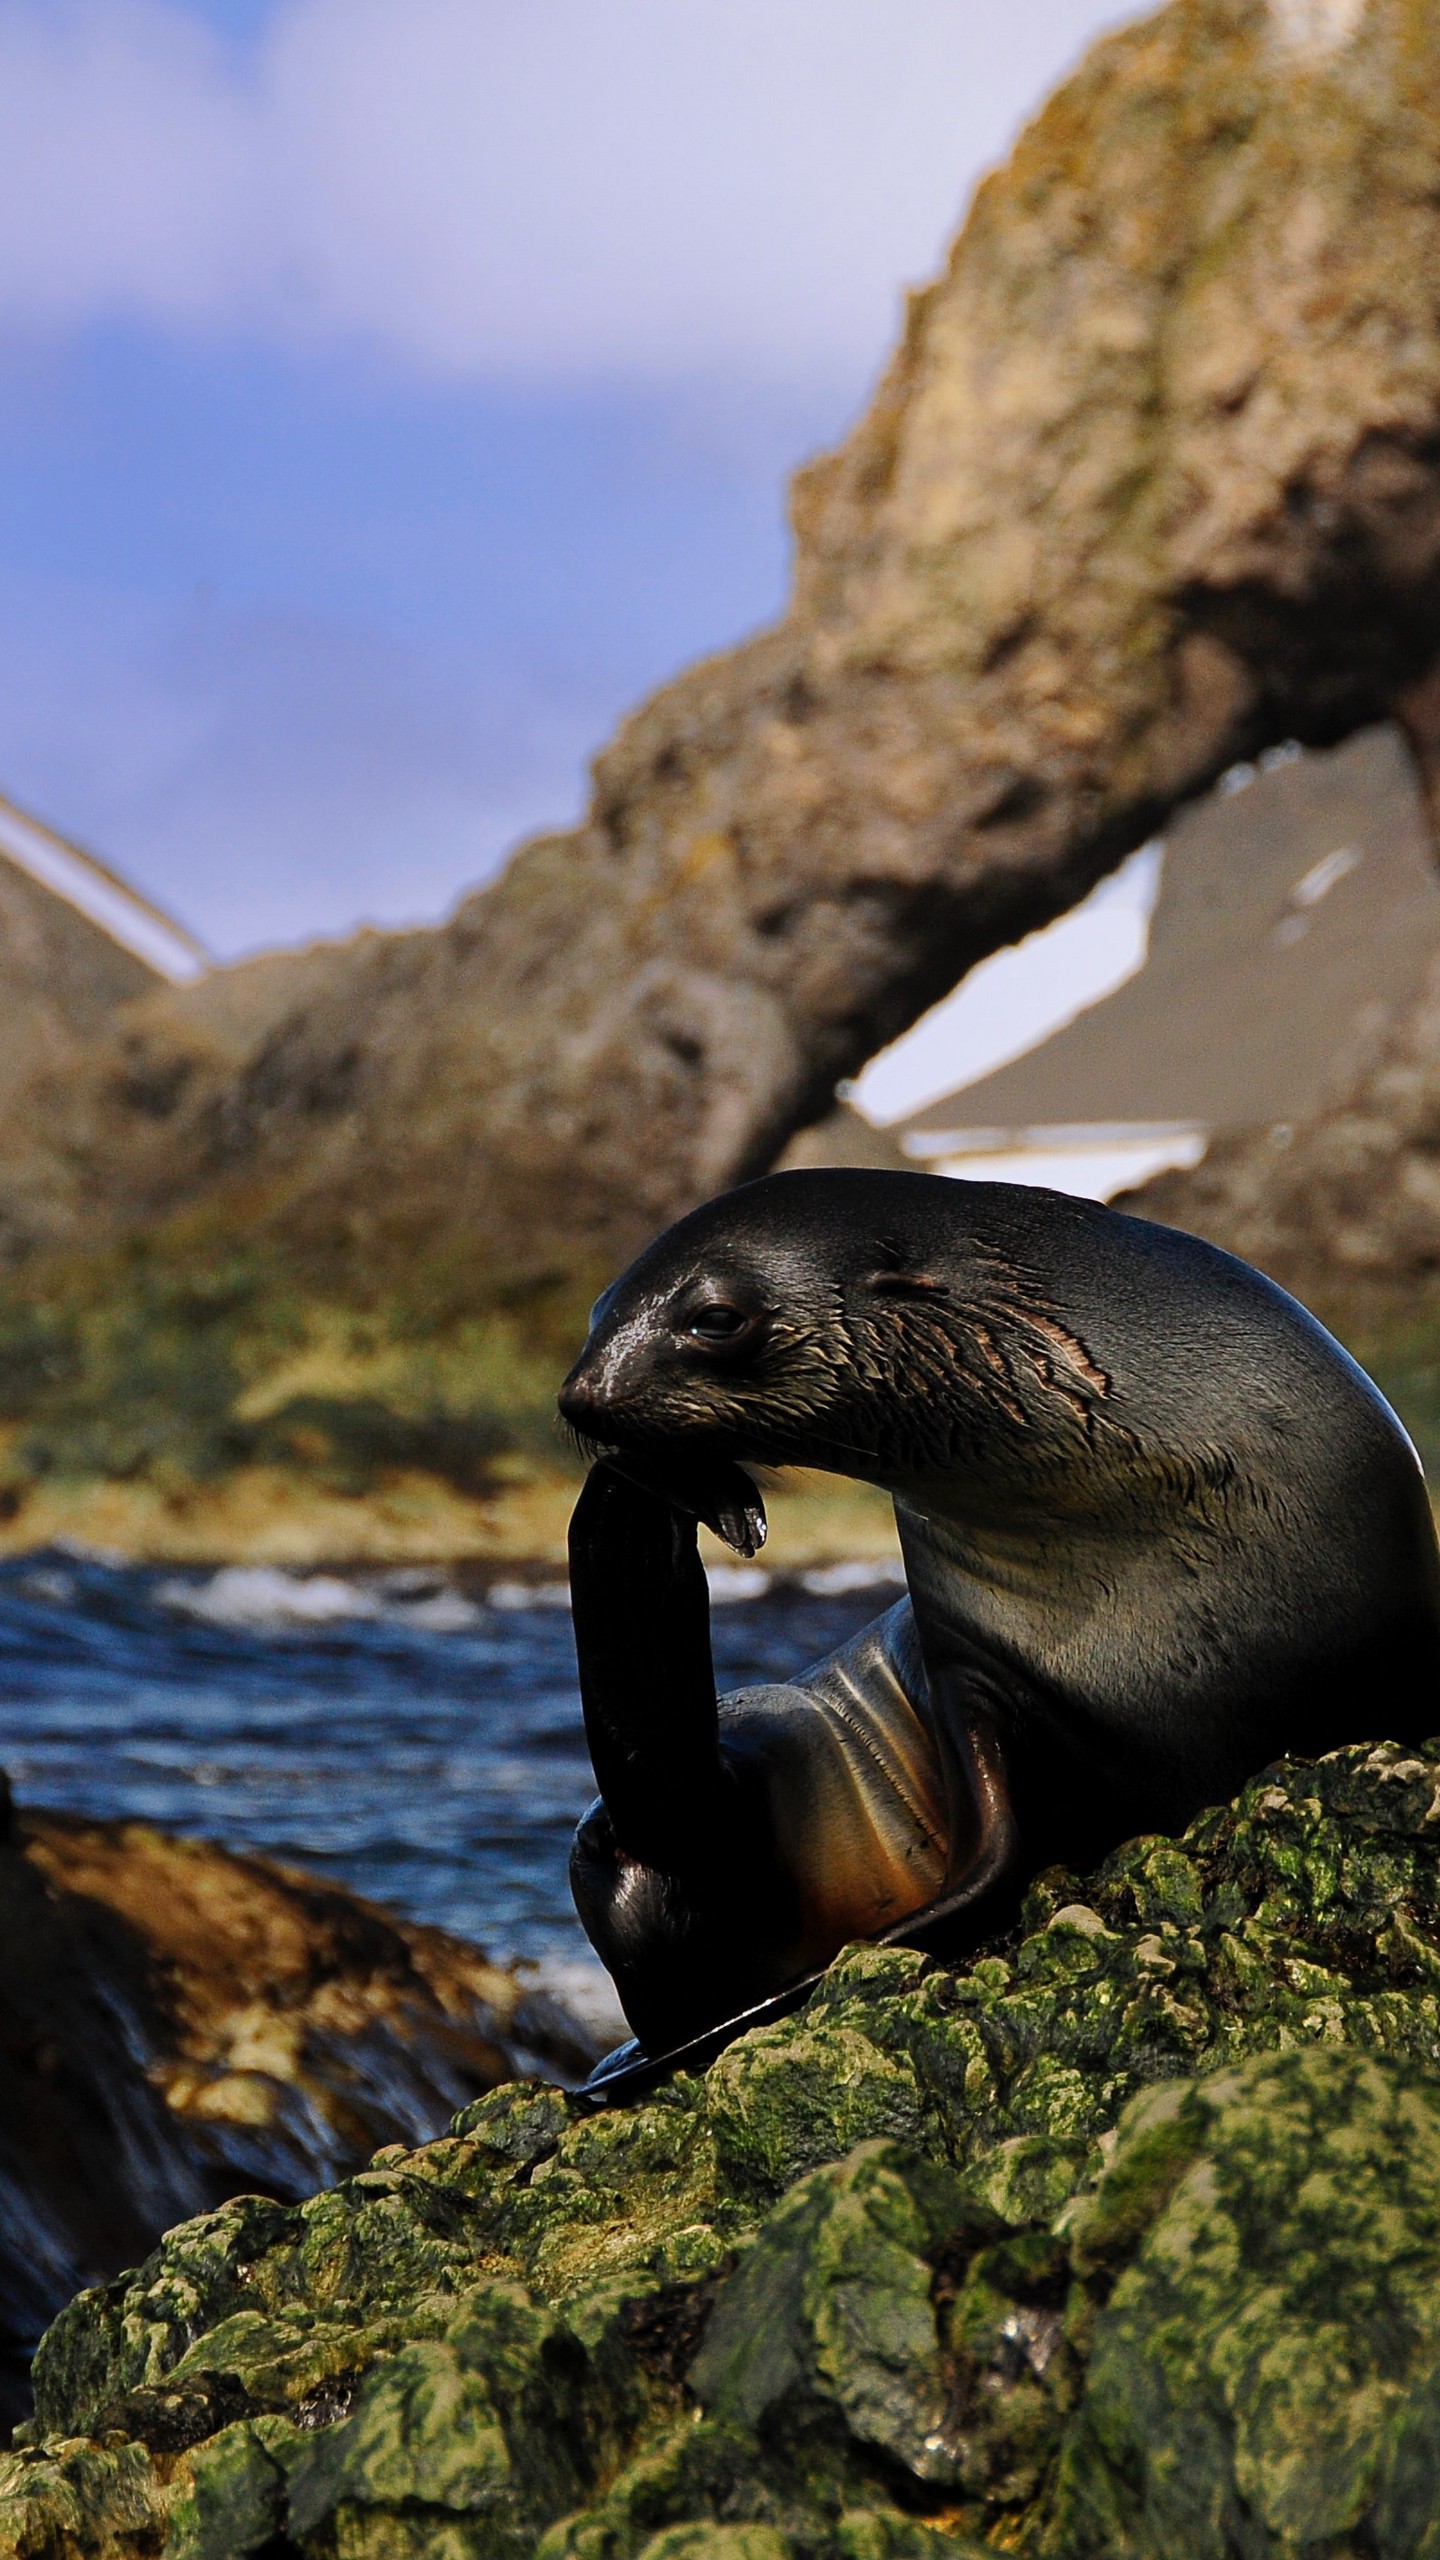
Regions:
[[0, 1545, 905, 2018]]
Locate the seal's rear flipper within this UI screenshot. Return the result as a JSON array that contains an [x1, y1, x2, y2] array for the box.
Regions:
[[574, 1968, 827, 2109]]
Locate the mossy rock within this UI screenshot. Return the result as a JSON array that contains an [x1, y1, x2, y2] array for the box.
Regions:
[[14, 1739, 1440, 2555], [1047, 2046, 1440, 2556]]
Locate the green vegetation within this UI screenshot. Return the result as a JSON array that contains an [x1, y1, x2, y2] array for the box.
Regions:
[[0, 1220, 595, 1537], [11, 1737, 1440, 2554], [0, 1219, 1437, 1562], [0, 1223, 907, 1565]]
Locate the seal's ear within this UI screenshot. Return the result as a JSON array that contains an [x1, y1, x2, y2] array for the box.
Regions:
[[866, 1271, 950, 1301]]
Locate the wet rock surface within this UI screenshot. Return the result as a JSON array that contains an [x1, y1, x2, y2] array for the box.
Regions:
[[0, 1783, 601, 2434], [13, 1739, 1440, 2553]]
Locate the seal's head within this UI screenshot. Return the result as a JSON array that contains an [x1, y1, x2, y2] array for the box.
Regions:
[[558, 1168, 1123, 1510]]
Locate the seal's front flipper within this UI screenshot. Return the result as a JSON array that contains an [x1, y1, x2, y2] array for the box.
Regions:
[[569, 1797, 797, 2059], [567, 1458, 796, 2051], [566, 1457, 727, 1874], [575, 1703, 1020, 2111], [574, 1967, 826, 2109]]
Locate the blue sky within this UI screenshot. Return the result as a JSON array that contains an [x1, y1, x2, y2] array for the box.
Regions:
[[0, 0, 1141, 957]]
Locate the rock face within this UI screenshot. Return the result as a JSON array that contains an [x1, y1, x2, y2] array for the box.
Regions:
[[0, 1785, 601, 2431], [13, 0, 1440, 1290], [1126, 948, 1440, 1329], [13, 1737, 1440, 2554]]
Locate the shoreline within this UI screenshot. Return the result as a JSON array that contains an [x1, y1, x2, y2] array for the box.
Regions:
[[0, 1463, 904, 1576]]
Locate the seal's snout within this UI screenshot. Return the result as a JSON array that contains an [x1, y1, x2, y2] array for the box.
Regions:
[[556, 1371, 593, 1434], [557, 1344, 613, 1440], [558, 1226, 781, 1462], [557, 1308, 651, 1445]]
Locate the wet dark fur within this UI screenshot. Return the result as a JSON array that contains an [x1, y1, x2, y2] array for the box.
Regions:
[[559, 1170, 1440, 2052]]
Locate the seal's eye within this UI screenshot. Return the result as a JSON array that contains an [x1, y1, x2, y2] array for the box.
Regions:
[[684, 1301, 751, 1342]]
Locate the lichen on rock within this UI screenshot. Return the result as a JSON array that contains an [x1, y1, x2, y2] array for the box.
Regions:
[[12, 1737, 1440, 2554]]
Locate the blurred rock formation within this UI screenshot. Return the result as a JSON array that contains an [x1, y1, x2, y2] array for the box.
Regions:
[[1125, 961, 1440, 1327], [11, 0, 1440, 1291], [0, 1777, 601, 2426]]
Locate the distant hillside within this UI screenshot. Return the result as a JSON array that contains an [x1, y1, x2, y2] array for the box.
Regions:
[[0, 793, 207, 1257], [0, 777, 212, 1113], [0, 852, 154, 1109]]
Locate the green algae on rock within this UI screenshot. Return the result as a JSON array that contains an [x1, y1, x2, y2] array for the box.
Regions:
[[1049, 2046, 1440, 2556], [14, 1739, 1440, 2554]]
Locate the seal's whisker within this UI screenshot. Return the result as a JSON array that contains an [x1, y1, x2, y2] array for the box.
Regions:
[[561, 1421, 612, 1464]]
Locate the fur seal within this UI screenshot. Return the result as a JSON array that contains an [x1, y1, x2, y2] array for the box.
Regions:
[[559, 1169, 1440, 2079]]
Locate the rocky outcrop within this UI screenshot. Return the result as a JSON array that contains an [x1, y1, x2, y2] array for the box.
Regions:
[[12, 1737, 1440, 2553], [13, 0, 1440, 1292], [1124, 948, 1440, 1328], [0, 1783, 601, 2430]]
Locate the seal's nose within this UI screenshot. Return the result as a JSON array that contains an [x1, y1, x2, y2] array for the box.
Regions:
[[557, 1359, 601, 1434], [558, 1328, 624, 1435]]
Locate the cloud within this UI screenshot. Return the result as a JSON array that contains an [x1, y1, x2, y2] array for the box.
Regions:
[[0, 0, 1143, 382]]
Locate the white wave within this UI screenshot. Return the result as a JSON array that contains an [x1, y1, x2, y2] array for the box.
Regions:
[[158, 1566, 384, 1627], [486, 1579, 572, 1611], [798, 1559, 907, 1597], [154, 1555, 900, 1633], [18, 1567, 78, 1606], [705, 1563, 771, 1602], [366, 1569, 481, 1631], [387, 1588, 482, 1632], [51, 1534, 130, 1570], [158, 1563, 487, 1632]]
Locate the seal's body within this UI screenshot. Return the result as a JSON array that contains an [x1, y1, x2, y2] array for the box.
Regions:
[[560, 1171, 1440, 2058]]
